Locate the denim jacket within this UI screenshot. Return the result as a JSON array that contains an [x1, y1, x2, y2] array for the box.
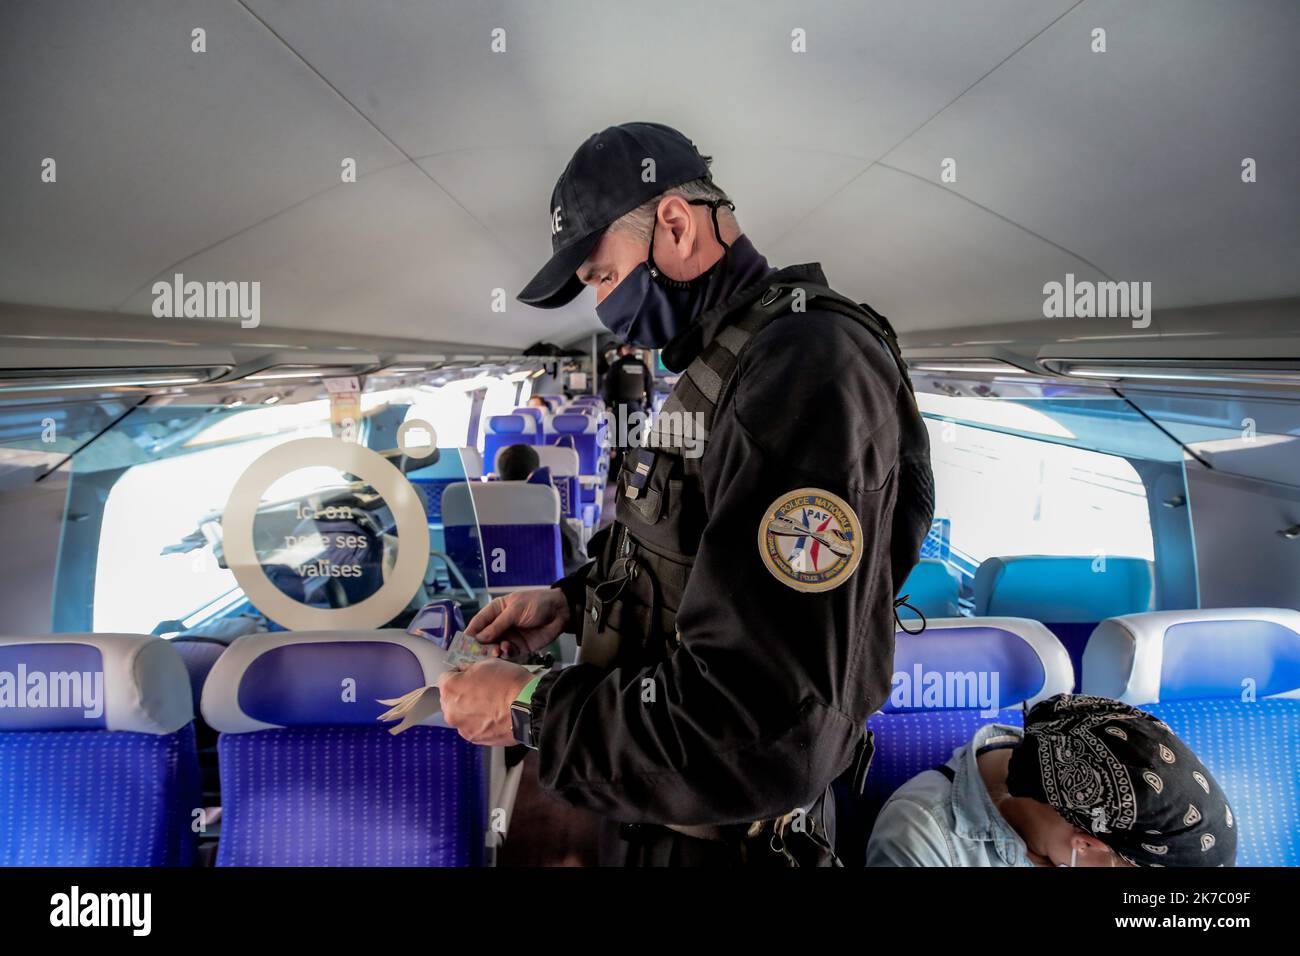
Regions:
[[865, 723, 1036, 867]]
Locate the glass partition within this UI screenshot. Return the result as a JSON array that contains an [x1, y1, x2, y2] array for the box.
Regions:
[[49, 397, 486, 636]]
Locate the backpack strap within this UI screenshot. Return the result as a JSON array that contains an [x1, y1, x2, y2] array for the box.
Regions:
[[934, 738, 1019, 784], [762, 281, 915, 395]]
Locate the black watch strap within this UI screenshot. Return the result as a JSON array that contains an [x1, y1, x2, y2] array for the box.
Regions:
[[509, 700, 535, 749]]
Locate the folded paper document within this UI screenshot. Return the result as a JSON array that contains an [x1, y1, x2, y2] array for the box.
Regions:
[[376, 684, 442, 736]]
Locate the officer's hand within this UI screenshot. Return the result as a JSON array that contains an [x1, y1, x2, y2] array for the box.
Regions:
[[465, 588, 570, 658], [437, 659, 533, 746]]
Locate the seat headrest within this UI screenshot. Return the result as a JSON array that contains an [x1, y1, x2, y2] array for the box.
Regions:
[[552, 413, 595, 433], [560, 406, 597, 416], [406, 599, 466, 649], [440, 480, 561, 526], [487, 414, 534, 435], [884, 617, 1074, 715], [1083, 608, 1300, 704], [201, 630, 451, 733], [0, 634, 192, 734], [973, 555, 1154, 622], [512, 408, 545, 428], [533, 445, 579, 475]]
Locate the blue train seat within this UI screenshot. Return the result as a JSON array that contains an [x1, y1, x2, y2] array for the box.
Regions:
[[839, 618, 1072, 863], [201, 630, 487, 866], [896, 558, 962, 620], [973, 555, 1154, 688], [0, 633, 199, 866], [1083, 608, 1300, 866], [442, 480, 564, 593]]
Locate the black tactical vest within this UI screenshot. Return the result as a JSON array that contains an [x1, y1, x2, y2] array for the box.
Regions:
[[576, 280, 919, 670]]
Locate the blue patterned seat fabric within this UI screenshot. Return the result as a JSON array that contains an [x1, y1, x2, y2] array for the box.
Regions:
[[216, 726, 485, 867], [1146, 698, 1298, 866]]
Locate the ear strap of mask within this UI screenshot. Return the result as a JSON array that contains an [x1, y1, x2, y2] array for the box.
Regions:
[[688, 197, 734, 251], [647, 197, 735, 289]]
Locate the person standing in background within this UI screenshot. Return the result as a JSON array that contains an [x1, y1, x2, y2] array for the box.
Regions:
[[602, 343, 655, 472]]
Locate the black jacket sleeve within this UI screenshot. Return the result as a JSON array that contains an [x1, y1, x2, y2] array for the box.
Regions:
[[531, 309, 929, 825], [550, 559, 594, 634]]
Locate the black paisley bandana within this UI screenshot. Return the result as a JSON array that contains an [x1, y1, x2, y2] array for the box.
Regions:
[[1006, 694, 1237, 867]]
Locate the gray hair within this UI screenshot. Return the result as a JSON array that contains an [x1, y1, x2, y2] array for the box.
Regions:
[[608, 176, 737, 243]]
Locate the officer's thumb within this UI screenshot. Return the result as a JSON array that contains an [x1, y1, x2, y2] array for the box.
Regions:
[[465, 598, 505, 638], [468, 605, 514, 644]]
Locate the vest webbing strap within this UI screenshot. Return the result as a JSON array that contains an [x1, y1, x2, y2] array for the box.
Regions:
[[646, 282, 912, 456], [646, 302, 769, 450]]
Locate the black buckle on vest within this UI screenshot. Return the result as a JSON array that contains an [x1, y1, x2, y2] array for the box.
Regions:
[[850, 729, 876, 797], [587, 593, 605, 630]]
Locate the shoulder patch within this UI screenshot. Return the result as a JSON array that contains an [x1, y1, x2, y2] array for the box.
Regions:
[[758, 487, 862, 592]]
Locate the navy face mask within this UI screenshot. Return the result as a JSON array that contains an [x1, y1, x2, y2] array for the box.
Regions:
[[595, 198, 734, 348]]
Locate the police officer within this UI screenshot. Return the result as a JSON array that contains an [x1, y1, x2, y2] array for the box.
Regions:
[[436, 122, 934, 866], [602, 343, 655, 471]]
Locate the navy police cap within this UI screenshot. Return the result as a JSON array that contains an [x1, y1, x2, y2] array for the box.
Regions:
[[517, 122, 711, 309]]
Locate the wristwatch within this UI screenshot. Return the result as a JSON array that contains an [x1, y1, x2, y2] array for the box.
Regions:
[[509, 675, 543, 749]]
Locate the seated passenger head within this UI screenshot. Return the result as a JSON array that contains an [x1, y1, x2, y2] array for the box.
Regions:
[[498, 443, 540, 482], [1003, 694, 1236, 867], [527, 396, 551, 411]]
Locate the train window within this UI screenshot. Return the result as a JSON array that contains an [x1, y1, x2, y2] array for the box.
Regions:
[[478, 376, 523, 440], [925, 419, 1154, 578], [93, 410, 333, 634], [386, 376, 517, 450], [515, 376, 535, 407], [403, 382, 475, 448]]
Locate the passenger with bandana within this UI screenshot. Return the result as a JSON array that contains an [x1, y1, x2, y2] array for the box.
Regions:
[[866, 694, 1237, 867], [435, 122, 935, 865]]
